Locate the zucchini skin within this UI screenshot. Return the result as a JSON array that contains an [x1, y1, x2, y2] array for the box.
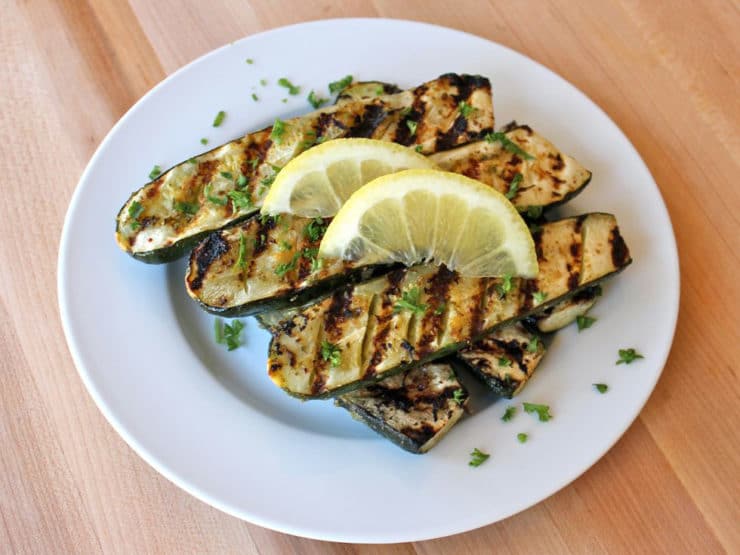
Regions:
[[335, 362, 468, 454], [267, 213, 632, 399], [116, 74, 494, 263], [186, 124, 593, 316]]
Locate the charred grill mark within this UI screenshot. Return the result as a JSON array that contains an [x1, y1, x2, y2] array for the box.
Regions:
[[501, 120, 519, 133], [316, 112, 343, 139], [382, 83, 402, 95], [469, 278, 488, 336], [366, 270, 406, 375], [568, 238, 584, 290], [310, 368, 326, 396], [400, 423, 438, 445], [436, 115, 469, 151], [395, 108, 421, 146], [520, 278, 539, 312], [507, 154, 522, 167], [550, 152, 565, 171], [187, 232, 229, 291], [145, 179, 162, 199], [532, 228, 544, 261], [348, 104, 388, 138], [324, 288, 354, 336], [440, 73, 491, 104], [610, 226, 630, 267], [246, 216, 276, 279], [417, 267, 456, 356], [462, 157, 481, 180]]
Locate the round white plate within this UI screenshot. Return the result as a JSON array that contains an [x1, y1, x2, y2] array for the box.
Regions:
[[58, 19, 679, 543]]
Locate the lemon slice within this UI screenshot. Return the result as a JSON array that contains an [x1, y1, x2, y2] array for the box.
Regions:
[[261, 138, 435, 217], [319, 169, 538, 278]]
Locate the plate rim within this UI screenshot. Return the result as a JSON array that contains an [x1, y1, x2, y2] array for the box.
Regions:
[[57, 17, 680, 543]]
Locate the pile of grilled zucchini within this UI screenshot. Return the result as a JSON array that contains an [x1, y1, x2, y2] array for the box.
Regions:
[[115, 74, 631, 454]]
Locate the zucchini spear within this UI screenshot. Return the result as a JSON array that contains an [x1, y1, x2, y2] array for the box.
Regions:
[[185, 125, 592, 317], [116, 74, 493, 263], [267, 213, 632, 399]]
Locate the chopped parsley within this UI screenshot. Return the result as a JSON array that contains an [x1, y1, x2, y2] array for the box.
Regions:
[[406, 120, 418, 136], [227, 190, 253, 210], [502, 406, 516, 422], [212, 110, 226, 127], [251, 93, 259, 102], [393, 287, 428, 315], [458, 101, 477, 118], [505, 173, 523, 200], [495, 274, 513, 298], [517, 433, 529, 443], [128, 201, 143, 220], [148, 165, 162, 180], [187, 158, 198, 164], [310, 256, 323, 272], [275, 252, 300, 277], [617, 348, 644, 365], [205, 184, 227, 206], [260, 78, 267, 86], [415, 145, 423, 153], [200, 137, 208, 145], [247, 158, 260, 170], [376, 86, 384, 96], [214, 318, 244, 351], [307, 90, 327, 109], [533, 291, 548, 304], [484, 131, 534, 160], [452, 389, 465, 405], [434, 303, 446, 316], [498, 357, 512, 367], [281, 98, 288, 103], [220, 171, 233, 179], [278, 240, 292, 252], [237, 174, 248, 188], [523, 402, 552, 422], [525, 205, 543, 219], [468, 448, 490, 467], [278, 77, 300, 95], [328, 74, 353, 94], [246, 58, 254, 64], [173, 200, 199, 215], [526, 336, 540, 353], [304, 218, 327, 242], [576, 314, 597, 331], [270, 118, 287, 144], [320, 340, 341, 367], [594, 383, 609, 394], [235, 232, 247, 269]]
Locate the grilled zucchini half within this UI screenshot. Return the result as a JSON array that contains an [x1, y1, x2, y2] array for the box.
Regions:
[[336, 362, 468, 454], [267, 213, 632, 399], [185, 125, 592, 317], [116, 74, 493, 263], [453, 323, 545, 398]]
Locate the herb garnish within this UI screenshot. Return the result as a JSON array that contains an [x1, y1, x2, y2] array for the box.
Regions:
[[275, 252, 300, 277], [148, 165, 162, 180], [484, 132, 534, 160], [328, 74, 353, 94], [523, 402, 552, 422], [526, 336, 540, 353], [227, 190, 252, 210], [517, 433, 529, 443], [393, 287, 428, 315], [406, 120, 418, 136], [533, 291, 548, 304], [205, 184, 227, 205], [498, 357, 512, 367], [214, 318, 245, 351], [576, 315, 597, 331], [304, 218, 327, 242], [505, 173, 523, 200], [278, 240, 292, 252], [174, 200, 199, 215], [260, 79, 267, 86], [237, 174, 248, 188], [307, 90, 327, 109], [616, 348, 644, 365], [415, 145, 423, 153], [270, 118, 286, 144], [452, 389, 465, 405], [502, 406, 516, 422], [212, 110, 226, 127], [469, 448, 490, 467], [321, 340, 341, 367], [594, 383, 609, 394], [251, 93, 259, 102], [247, 158, 260, 170], [220, 171, 233, 179], [128, 201, 143, 220], [200, 138, 208, 145], [235, 232, 247, 269], [246, 58, 254, 64], [496, 274, 513, 298], [458, 101, 477, 118], [278, 77, 300, 95], [375, 86, 384, 96], [434, 303, 446, 316]]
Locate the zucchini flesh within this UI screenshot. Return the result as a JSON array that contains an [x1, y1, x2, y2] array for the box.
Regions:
[[453, 323, 545, 398], [532, 285, 599, 332], [186, 125, 592, 316], [116, 74, 494, 263], [335, 362, 468, 454], [267, 213, 632, 399]]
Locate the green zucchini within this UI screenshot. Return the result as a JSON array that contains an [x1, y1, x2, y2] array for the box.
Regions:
[[453, 323, 545, 398], [185, 125, 592, 316], [116, 74, 494, 263], [335, 362, 468, 454], [267, 213, 632, 399]]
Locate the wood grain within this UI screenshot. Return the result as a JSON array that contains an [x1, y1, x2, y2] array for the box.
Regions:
[[1, 0, 738, 552]]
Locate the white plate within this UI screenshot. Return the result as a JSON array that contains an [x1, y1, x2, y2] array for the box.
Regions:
[[58, 19, 679, 543]]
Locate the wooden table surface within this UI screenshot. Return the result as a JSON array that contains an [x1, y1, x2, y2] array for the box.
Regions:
[[2, 1, 738, 553]]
